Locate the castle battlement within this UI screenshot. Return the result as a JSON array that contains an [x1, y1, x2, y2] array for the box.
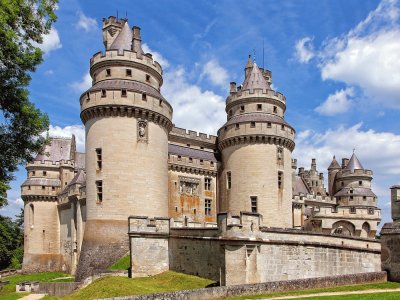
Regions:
[[128, 216, 170, 234], [293, 194, 336, 203], [338, 169, 373, 177], [169, 126, 218, 143], [90, 50, 163, 74], [312, 206, 381, 219], [102, 16, 126, 27], [27, 160, 75, 168], [227, 88, 286, 104]]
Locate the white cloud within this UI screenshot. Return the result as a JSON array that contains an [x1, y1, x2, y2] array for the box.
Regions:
[[44, 70, 54, 75], [142, 43, 170, 69], [200, 59, 229, 89], [315, 87, 354, 116], [317, 0, 400, 108], [70, 73, 92, 93], [294, 122, 400, 227], [48, 124, 85, 152], [294, 36, 315, 63], [14, 198, 23, 206], [76, 12, 97, 32], [162, 66, 226, 135], [39, 27, 62, 54]]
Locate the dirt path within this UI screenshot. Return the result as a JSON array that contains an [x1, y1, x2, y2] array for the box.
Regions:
[[259, 288, 400, 299], [19, 294, 47, 300]]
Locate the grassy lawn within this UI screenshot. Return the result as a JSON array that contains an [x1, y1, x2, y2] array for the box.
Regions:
[[225, 281, 400, 299], [0, 272, 72, 300], [43, 271, 215, 300], [108, 255, 130, 271], [300, 291, 400, 299]]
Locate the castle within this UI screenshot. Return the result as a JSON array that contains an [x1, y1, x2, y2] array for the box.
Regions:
[[21, 17, 382, 284]]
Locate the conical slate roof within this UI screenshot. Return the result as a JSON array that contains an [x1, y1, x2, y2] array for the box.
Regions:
[[328, 156, 341, 169], [109, 21, 132, 51], [242, 62, 270, 92], [345, 153, 364, 171]]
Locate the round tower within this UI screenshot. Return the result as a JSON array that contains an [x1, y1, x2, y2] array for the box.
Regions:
[[76, 17, 173, 280], [218, 57, 295, 228], [327, 156, 341, 196]]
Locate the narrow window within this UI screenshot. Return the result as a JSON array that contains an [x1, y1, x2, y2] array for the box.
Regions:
[[267, 122, 272, 128], [224, 126, 228, 131], [240, 105, 245, 112], [43, 171, 47, 176], [101, 89, 106, 97], [229, 110, 232, 117], [359, 181, 362, 186], [96, 180, 103, 202], [189, 157, 193, 163], [146, 74, 150, 82], [341, 182, 344, 187], [273, 106, 277, 113], [205, 178, 212, 191], [96, 148, 102, 169], [250, 122, 255, 128], [368, 208, 374, 215], [52, 186, 55, 191], [278, 171, 283, 189], [175, 206, 178, 212], [227, 171, 232, 189], [350, 207, 356, 213], [28, 186, 31, 190], [350, 196, 354, 200], [205, 199, 212, 216], [86, 92, 90, 101], [251, 196, 258, 213], [177, 155, 182, 161], [142, 93, 147, 101], [194, 208, 196, 214], [29, 204, 34, 227], [200, 159, 204, 165], [210, 161, 214, 167], [42, 186, 45, 190], [363, 196, 367, 200], [159, 99, 163, 106], [257, 104, 262, 111], [200, 147, 204, 150], [126, 69, 132, 77], [281, 124, 285, 130], [32, 171, 35, 176], [235, 124, 240, 129], [106, 69, 111, 77], [121, 89, 127, 97]]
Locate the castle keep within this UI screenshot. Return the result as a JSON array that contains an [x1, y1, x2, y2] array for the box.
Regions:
[[21, 17, 382, 284]]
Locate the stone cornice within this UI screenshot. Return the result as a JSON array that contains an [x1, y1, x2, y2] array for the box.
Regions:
[[218, 134, 295, 152], [22, 195, 58, 202], [226, 96, 286, 113], [80, 104, 173, 131], [168, 163, 217, 176]]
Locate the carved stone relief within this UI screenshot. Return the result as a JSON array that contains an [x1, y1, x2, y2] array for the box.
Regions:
[[137, 119, 148, 142], [179, 176, 200, 196]]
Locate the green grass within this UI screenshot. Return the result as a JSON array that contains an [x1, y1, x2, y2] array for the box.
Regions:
[[225, 281, 400, 299], [0, 272, 72, 299], [44, 271, 215, 300], [301, 291, 400, 299], [108, 255, 130, 271]]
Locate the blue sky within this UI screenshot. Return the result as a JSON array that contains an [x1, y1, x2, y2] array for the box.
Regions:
[[2, 0, 400, 229]]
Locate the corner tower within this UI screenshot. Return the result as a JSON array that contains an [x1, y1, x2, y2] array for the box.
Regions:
[[218, 56, 295, 228], [76, 17, 173, 280]]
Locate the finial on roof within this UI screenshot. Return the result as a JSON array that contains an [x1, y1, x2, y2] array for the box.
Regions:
[[353, 148, 356, 153]]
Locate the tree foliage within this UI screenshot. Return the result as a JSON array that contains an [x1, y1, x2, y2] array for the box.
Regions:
[[0, 214, 23, 269], [0, 0, 58, 206]]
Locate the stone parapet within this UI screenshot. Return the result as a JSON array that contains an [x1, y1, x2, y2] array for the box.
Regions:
[[227, 89, 285, 105], [169, 126, 217, 149]]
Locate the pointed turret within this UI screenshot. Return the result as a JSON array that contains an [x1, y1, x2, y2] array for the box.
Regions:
[[328, 156, 341, 170], [109, 21, 133, 51], [242, 62, 271, 93], [244, 54, 253, 77], [345, 153, 364, 171]]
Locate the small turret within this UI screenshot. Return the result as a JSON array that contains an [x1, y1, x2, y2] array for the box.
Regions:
[[328, 156, 341, 196], [102, 16, 126, 49], [229, 82, 237, 94], [311, 158, 317, 171], [132, 26, 143, 55], [391, 185, 400, 221], [244, 55, 253, 78]]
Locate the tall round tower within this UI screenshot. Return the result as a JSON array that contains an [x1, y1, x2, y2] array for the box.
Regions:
[[76, 17, 173, 280], [218, 56, 295, 228]]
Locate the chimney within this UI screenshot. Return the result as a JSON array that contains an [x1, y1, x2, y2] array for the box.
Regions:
[[311, 158, 317, 171], [132, 26, 142, 55], [230, 82, 237, 94], [342, 158, 349, 169]]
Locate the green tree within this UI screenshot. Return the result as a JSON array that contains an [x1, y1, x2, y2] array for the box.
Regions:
[[0, 0, 58, 206]]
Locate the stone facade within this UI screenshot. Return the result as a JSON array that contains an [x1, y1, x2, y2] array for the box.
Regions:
[[21, 16, 382, 284]]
